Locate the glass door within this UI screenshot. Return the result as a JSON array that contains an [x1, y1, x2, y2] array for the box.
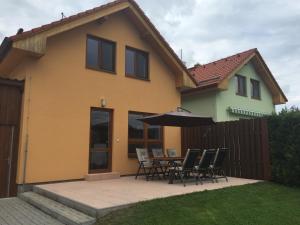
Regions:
[[89, 108, 112, 173]]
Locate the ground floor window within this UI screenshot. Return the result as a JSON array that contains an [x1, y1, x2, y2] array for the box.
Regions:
[[128, 111, 163, 158]]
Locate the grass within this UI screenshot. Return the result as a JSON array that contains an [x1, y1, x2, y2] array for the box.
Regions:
[[97, 182, 300, 225]]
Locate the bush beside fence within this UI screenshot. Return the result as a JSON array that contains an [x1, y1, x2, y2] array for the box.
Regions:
[[268, 108, 300, 187]]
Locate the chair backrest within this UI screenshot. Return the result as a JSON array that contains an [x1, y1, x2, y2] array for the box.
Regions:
[[152, 148, 164, 158], [136, 148, 150, 163], [198, 149, 217, 169], [213, 148, 228, 168], [182, 149, 201, 169], [167, 149, 177, 157]]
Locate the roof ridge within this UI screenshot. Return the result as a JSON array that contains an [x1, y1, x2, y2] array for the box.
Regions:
[[189, 48, 257, 71]]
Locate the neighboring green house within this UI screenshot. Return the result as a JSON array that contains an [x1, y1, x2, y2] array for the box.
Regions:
[[182, 49, 287, 121]]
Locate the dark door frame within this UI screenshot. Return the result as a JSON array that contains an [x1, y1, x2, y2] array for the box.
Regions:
[[89, 107, 113, 174], [0, 78, 24, 197], [0, 125, 15, 197]]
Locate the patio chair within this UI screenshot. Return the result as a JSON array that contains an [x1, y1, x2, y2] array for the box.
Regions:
[[195, 149, 217, 185], [169, 149, 201, 186], [135, 148, 161, 181], [166, 148, 182, 166], [152, 148, 165, 158], [211, 148, 228, 182], [152, 148, 169, 177]]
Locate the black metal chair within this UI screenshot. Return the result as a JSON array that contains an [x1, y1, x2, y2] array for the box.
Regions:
[[211, 148, 228, 182], [135, 148, 161, 180], [169, 149, 201, 186], [195, 149, 217, 184]]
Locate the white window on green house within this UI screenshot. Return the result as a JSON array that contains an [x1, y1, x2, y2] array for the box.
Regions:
[[235, 75, 247, 96], [251, 79, 261, 100]]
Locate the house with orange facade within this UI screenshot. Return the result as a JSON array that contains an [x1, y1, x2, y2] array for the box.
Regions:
[[0, 0, 196, 197]]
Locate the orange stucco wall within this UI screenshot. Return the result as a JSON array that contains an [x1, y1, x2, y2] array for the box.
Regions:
[[10, 12, 181, 184]]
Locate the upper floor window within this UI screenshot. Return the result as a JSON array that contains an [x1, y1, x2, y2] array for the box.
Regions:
[[251, 79, 261, 99], [235, 75, 247, 96], [86, 35, 116, 73], [125, 47, 149, 80]]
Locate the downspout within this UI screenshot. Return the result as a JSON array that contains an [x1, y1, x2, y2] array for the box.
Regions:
[[0, 37, 12, 62], [22, 134, 29, 189], [21, 76, 31, 191]]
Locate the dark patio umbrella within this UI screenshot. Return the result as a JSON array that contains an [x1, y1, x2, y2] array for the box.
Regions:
[[137, 107, 215, 127]]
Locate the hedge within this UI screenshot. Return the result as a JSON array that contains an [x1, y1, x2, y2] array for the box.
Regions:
[[268, 107, 300, 187]]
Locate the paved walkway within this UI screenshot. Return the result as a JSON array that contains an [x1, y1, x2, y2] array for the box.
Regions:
[[0, 197, 64, 225], [37, 176, 259, 210]]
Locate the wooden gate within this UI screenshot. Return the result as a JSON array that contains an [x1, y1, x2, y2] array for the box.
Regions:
[[0, 79, 23, 197], [181, 118, 271, 180]]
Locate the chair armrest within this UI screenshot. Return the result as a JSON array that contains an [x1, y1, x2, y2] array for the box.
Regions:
[[138, 160, 146, 165]]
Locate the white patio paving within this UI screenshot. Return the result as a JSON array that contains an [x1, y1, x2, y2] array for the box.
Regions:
[[36, 176, 259, 217]]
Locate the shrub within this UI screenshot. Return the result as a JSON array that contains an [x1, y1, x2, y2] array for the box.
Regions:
[[268, 107, 300, 186]]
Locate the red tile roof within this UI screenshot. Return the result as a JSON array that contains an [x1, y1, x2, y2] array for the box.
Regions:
[[189, 48, 256, 87], [9, 0, 130, 41]]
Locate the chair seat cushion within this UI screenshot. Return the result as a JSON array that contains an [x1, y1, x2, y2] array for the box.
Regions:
[[169, 166, 183, 171], [159, 161, 169, 166], [143, 161, 153, 168], [195, 164, 213, 170]]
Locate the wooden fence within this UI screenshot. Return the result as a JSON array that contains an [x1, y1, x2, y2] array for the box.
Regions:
[[181, 118, 271, 180]]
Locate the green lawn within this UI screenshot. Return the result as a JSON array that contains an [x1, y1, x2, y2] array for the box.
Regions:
[[97, 182, 300, 225]]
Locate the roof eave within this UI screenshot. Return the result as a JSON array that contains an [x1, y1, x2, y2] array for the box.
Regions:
[[254, 51, 288, 103], [181, 83, 219, 95], [273, 94, 287, 105]]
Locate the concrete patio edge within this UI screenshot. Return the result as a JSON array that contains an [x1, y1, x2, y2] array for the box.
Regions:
[[33, 186, 98, 217], [34, 177, 260, 218]]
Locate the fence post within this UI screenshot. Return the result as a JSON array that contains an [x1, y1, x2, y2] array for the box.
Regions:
[[260, 118, 271, 180]]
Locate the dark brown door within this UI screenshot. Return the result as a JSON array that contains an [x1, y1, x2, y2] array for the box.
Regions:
[[0, 126, 15, 198], [0, 79, 23, 197], [89, 108, 113, 173]]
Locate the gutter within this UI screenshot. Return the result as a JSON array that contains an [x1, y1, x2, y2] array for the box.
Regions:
[[0, 37, 12, 62], [181, 83, 219, 95]]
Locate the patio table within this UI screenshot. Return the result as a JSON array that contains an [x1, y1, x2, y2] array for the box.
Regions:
[[150, 157, 185, 184], [150, 156, 185, 162], [151, 155, 203, 184]]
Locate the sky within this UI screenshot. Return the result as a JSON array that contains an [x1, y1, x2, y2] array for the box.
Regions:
[[0, 0, 299, 110]]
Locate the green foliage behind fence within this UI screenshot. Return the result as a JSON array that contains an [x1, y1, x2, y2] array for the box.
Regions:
[[268, 107, 300, 186]]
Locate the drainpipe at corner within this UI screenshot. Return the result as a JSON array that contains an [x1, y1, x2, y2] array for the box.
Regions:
[[21, 134, 29, 191], [21, 76, 31, 192]]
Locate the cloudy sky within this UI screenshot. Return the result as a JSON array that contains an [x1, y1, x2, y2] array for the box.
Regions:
[[0, 0, 299, 109]]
